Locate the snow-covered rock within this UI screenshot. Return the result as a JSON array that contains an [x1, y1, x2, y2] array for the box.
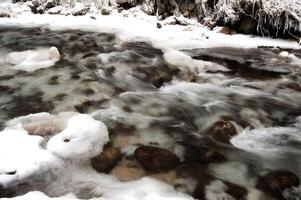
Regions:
[[0, 3, 12, 18], [71, 3, 89, 16], [6, 46, 60, 72], [47, 5, 64, 14], [45, 0, 57, 9]]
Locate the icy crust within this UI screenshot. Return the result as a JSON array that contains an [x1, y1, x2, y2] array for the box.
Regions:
[[0, 112, 193, 200], [4, 46, 60, 72]]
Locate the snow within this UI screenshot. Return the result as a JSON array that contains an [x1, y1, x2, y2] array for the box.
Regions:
[[5, 46, 60, 72], [1, 191, 78, 200], [0, 10, 299, 53], [0, 112, 193, 200], [163, 50, 230, 73], [47, 114, 109, 160], [0, 127, 59, 187], [0, 2, 300, 199]]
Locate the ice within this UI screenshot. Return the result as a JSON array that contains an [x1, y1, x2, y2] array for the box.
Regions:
[[5, 47, 60, 72]]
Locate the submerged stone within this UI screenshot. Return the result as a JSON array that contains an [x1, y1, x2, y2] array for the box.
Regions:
[[193, 173, 248, 200], [91, 146, 122, 173], [135, 145, 180, 172], [256, 170, 300, 199], [207, 120, 237, 144]]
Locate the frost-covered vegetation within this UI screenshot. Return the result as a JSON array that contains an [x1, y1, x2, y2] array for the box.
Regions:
[[201, 0, 301, 37], [8, 0, 301, 38], [150, 0, 301, 37]]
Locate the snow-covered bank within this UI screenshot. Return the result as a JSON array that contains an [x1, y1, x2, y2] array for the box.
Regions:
[[6, 0, 301, 38], [0, 11, 300, 52]]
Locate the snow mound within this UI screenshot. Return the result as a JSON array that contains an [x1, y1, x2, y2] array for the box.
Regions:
[[47, 114, 109, 160], [6, 46, 60, 72], [0, 113, 108, 187]]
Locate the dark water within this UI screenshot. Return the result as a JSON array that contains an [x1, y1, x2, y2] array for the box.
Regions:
[[0, 27, 301, 199]]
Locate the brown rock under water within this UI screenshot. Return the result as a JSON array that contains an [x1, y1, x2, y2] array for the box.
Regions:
[[207, 120, 237, 144], [91, 146, 122, 173], [193, 174, 248, 200], [256, 170, 300, 199], [135, 145, 180, 172]]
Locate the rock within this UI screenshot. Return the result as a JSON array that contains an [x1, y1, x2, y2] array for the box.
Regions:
[[29, 4, 37, 14], [31, 0, 41, 8], [256, 170, 300, 199], [192, 173, 215, 199], [109, 123, 136, 135], [37, 5, 44, 14], [23, 121, 62, 139], [141, 0, 155, 15], [45, 0, 57, 9], [72, 3, 89, 16], [193, 174, 248, 200], [207, 120, 237, 144], [91, 146, 122, 173], [0, 5, 11, 18], [185, 146, 227, 164], [218, 26, 233, 35], [101, 8, 111, 15], [237, 16, 258, 34], [47, 6, 64, 14], [135, 65, 176, 88], [135, 145, 180, 172], [110, 156, 146, 181], [157, 22, 162, 29], [0, 185, 15, 198], [116, 0, 128, 4]]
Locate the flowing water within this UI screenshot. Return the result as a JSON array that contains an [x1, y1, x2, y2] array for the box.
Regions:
[[0, 27, 301, 199]]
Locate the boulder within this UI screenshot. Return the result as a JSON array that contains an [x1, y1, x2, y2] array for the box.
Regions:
[[47, 6, 64, 14], [72, 3, 89, 16], [0, 5, 11, 18], [45, 0, 57, 9], [31, 0, 41, 8], [135, 145, 180, 172], [0, 185, 15, 198], [101, 8, 111, 15], [256, 170, 300, 199], [207, 120, 237, 144], [91, 146, 122, 173], [37, 5, 45, 14]]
